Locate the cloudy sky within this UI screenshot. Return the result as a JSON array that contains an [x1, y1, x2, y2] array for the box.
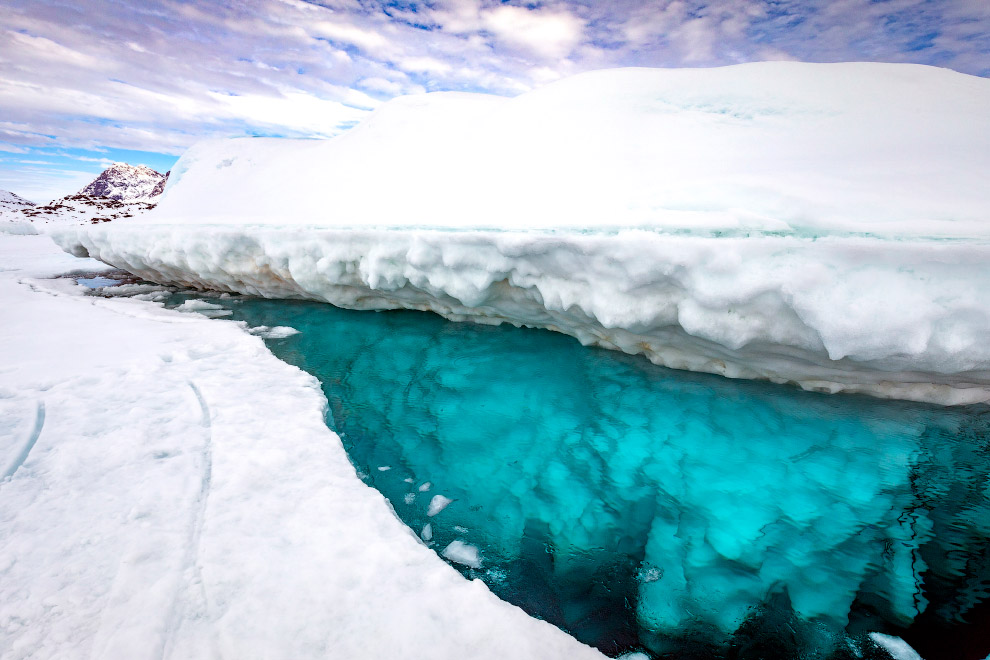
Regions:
[[2, 0, 989, 201]]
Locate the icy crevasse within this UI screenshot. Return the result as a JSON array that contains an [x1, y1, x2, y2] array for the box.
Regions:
[[53, 62, 990, 404]]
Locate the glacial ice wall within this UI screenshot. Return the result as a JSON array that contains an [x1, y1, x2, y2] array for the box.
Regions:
[[52, 62, 990, 404], [56, 225, 990, 405]]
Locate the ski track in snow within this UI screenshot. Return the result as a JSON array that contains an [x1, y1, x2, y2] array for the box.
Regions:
[[1, 400, 44, 481], [159, 381, 217, 660]]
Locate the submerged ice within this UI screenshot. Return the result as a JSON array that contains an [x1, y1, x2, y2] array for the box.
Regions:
[[187, 294, 990, 659]]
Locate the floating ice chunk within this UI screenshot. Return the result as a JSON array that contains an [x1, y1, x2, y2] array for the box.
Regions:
[[97, 283, 169, 297], [418, 482, 431, 492], [442, 540, 481, 569], [616, 653, 650, 660], [377, 465, 391, 471], [176, 299, 221, 311], [421, 523, 432, 541], [868, 633, 923, 660], [453, 525, 468, 534], [403, 493, 415, 505], [175, 299, 232, 317], [76, 276, 122, 289], [427, 495, 453, 517], [247, 325, 300, 339]]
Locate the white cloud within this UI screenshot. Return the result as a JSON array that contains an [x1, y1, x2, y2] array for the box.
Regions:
[[312, 20, 395, 59], [396, 56, 454, 76], [209, 90, 370, 137], [358, 76, 417, 96], [0, 165, 97, 203], [481, 5, 586, 60], [5, 30, 104, 70]]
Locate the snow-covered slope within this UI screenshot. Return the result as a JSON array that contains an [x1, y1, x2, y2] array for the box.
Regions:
[[0, 189, 35, 213], [54, 62, 990, 404], [0, 190, 37, 232], [80, 162, 166, 202], [21, 194, 157, 226]]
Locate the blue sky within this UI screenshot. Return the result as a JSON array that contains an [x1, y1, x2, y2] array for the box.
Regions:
[[2, 0, 988, 202]]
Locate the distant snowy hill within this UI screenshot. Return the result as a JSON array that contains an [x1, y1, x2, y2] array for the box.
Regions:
[[3, 164, 168, 229], [79, 163, 166, 202], [1, 189, 35, 213], [0, 190, 38, 232]]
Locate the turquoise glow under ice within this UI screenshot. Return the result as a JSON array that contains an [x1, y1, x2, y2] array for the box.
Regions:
[[170, 295, 990, 659]]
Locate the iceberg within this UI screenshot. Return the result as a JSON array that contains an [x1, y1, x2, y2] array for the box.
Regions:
[[53, 62, 990, 404]]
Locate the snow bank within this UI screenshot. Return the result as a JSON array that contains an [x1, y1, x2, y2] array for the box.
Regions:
[[0, 235, 603, 660], [53, 62, 990, 404]]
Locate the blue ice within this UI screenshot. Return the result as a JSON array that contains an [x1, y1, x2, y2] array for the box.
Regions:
[[173, 295, 990, 659]]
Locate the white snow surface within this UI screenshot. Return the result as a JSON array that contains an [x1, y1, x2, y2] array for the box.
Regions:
[[53, 62, 990, 405], [0, 234, 604, 660], [18, 194, 158, 228]]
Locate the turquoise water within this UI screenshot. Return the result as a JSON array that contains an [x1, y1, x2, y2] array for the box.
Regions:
[[168, 294, 990, 659]]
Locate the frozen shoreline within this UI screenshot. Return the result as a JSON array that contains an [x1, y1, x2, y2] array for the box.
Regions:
[[0, 234, 604, 660]]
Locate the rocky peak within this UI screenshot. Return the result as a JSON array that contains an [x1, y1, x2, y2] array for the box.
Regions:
[[150, 170, 170, 198], [79, 163, 166, 202]]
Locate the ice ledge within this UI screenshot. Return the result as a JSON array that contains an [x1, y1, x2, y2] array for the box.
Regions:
[[54, 225, 990, 406]]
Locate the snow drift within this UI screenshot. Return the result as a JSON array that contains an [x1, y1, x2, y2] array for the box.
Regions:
[[53, 62, 990, 404]]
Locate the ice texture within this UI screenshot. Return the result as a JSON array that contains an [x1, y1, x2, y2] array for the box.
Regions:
[[52, 63, 990, 405], [214, 295, 990, 656]]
